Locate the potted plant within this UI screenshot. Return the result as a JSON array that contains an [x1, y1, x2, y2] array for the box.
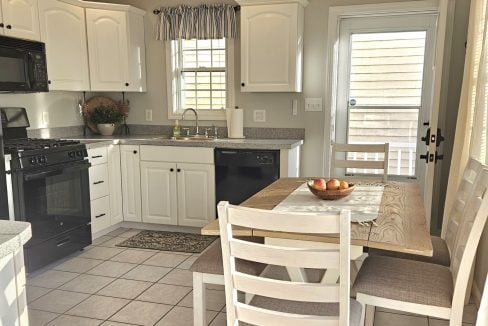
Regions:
[[89, 106, 124, 136]]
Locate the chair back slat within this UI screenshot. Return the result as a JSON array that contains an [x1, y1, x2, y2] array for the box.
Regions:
[[230, 239, 341, 269], [218, 202, 351, 326], [451, 168, 488, 313], [235, 302, 340, 326], [444, 158, 484, 254], [331, 142, 389, 182], [227, 205, 341, 234], [233, 272, 340, 303]]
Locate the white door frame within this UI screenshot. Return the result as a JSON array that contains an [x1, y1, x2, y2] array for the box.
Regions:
[[323, 0, 451, 227]]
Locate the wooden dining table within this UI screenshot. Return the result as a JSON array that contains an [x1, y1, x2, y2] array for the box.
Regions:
[[202, 178, 433, 257]]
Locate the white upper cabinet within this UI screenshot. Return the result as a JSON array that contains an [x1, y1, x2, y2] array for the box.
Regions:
[[1, 0, 40, 40], [38, 0, 89, 91], [86, 8, 146, 92], [238, 0, 306, 92]]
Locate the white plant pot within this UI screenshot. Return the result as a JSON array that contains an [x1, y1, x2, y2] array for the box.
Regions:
[[97, 124, 115, 136]]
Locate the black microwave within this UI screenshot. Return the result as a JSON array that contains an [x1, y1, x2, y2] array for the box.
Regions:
[[0, 35, 49, 92]]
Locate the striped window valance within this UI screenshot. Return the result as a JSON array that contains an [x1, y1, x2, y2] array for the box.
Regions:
[[156, 4, 238, 41]]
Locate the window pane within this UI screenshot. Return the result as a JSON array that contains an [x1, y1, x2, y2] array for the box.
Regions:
[[347, 107, 419, 176], [349, 31, 426, 107], [176, 38, 227, 111]]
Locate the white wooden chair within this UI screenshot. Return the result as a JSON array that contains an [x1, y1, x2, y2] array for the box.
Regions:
[[190, 238, 266, 326], [353, 167, 488, 326], [476, 277, 488, 326], [369, 158, 485, 268], [330, 143, 389, 182], [218, 201, 362, 326]]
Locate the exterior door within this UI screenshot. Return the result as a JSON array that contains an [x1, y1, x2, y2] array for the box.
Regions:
[[86, 8, 129, 91], [1, 0, 40, 40], [335, 14, 439, 215], [140, 161, 178, 225], [38, 0, 89, 90], [120, 145, 141, 222], [177, 163, 215, 227]]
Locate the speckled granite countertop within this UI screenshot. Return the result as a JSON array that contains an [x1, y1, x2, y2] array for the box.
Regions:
[[0, 221, 31, 259], [67, 135, 303, 150]]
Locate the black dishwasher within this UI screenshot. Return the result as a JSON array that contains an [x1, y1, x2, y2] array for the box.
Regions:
[[215, 149, 280, 206]]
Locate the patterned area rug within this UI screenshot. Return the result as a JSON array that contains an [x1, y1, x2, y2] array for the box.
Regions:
[[116, 230, 218, 253]]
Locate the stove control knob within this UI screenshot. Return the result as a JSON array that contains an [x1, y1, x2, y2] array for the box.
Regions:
[[68, 151, 76, 159], [76, 150, 83, 157], [38, 156, 47, 164], [29, 157, 37, 165]]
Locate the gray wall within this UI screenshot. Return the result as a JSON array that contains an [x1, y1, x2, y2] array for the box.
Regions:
[[0, 91, 84, 130]]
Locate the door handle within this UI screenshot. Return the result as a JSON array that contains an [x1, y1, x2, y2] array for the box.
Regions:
[[421, 128, 431, 146], [435, 151, 444, 163], [93, 181, 104, 185], [420, 152, 429, 163], [436, 128, 445, 147]]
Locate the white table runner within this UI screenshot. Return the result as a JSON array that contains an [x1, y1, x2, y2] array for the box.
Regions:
[[273, 182, 385, 224]]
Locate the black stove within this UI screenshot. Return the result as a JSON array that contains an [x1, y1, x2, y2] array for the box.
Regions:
[[5, 138, 88, 171], [1, 107, 92, 272]]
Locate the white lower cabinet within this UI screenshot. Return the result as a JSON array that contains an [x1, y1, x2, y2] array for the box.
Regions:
[[177, 163, 215, 227], [91, 196, 111, 234], [120, 145, 142, 222], [140, 146, 216, 228], [141, 161, 178, 225], [108, 144, 123, 225]]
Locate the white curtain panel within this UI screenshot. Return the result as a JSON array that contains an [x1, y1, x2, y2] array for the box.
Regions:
[[156, 4, 238, 41], [444, 0, 488, 227]]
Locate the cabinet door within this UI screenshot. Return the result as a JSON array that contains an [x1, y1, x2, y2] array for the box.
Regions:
[[120, 145, 141, 222], [141, 161, 178, 225], [86, 8, 130, 91], [108, 145, 123, 225], [1, 0, 40, 41], [177, 163, 215, 227], [240, 3, 302, 92], [38, 0, 89, 91]]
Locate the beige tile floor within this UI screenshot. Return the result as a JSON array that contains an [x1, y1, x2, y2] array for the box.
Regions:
[[26, 227, 479, 326]]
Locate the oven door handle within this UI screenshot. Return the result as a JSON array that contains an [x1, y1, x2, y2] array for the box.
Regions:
[[23, 161, 91, 181]]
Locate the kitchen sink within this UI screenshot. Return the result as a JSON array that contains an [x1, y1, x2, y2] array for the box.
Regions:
[[171, 135, 217, 141]]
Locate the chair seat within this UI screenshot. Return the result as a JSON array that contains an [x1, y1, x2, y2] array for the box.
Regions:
[[190, 238, 266, 276], [248, 296, 363, 326], [352, 255, 453, 308], [368, 236, 450, 266]]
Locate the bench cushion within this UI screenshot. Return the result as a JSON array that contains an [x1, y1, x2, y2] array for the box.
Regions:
[[190, 238, 266, 276], [368, 236, 450, 267], [353, 255, 453, 308]]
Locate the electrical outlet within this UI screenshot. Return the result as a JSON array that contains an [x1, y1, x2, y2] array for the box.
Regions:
[[42, 112, 49, 125], [305, 98, 323, 112], [292, 99, 298, 116], [145, 109, 153, 121], [253, 109, 266, 122]]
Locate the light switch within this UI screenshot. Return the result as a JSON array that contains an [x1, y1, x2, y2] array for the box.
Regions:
[[42, 112, 49, 125], [305, 98, 323, 112], [145, 109, 153, 121], [253, 109, 266, 122]]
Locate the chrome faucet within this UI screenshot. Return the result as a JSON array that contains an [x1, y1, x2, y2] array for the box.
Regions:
[[182, 108, 199, 135]]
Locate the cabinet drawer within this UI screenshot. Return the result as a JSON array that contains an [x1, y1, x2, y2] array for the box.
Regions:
[[89, 164, 109, 200], [91, 196, 111, 234], [88, 147, 108, 165], [140, 146, 214, 164]]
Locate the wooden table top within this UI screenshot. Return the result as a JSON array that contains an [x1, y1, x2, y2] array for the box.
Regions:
[[201, 178, 433, 256]]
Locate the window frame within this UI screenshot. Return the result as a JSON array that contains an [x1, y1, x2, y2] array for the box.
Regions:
[[165, 38, 235, 121]]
